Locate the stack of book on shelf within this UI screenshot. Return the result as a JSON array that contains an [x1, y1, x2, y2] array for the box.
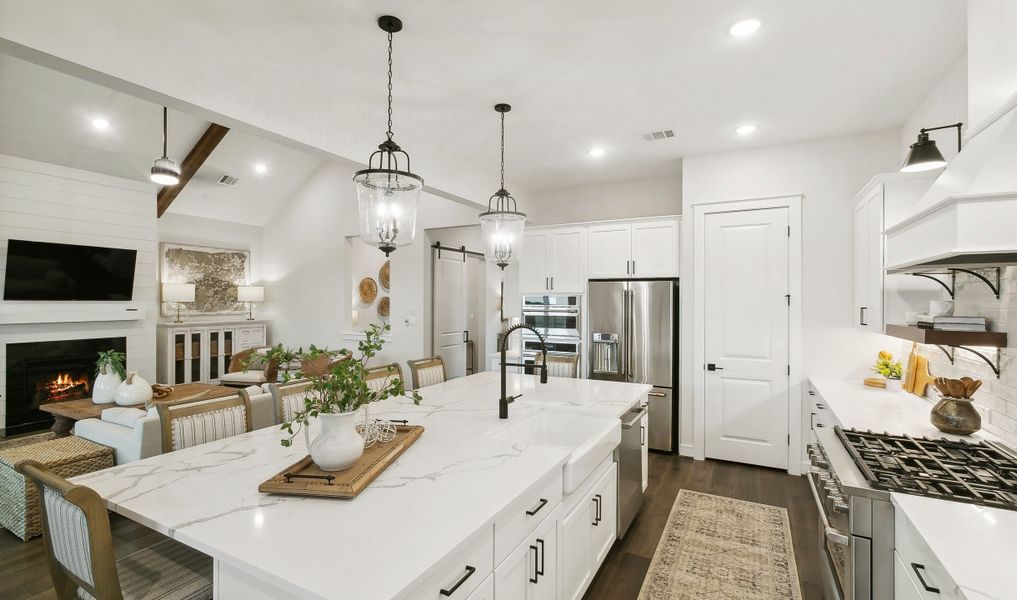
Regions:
[[916, 315, 988, 331]]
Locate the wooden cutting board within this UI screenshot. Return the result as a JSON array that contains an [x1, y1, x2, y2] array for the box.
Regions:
[[910, 353, 936, 397]]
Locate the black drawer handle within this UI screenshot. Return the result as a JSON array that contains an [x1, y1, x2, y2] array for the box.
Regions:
[[529, 545, 539, 583], [591, 496, 600, 526], [536, 538, 545, 577], [439, 565, 476, 597], [526, 498, 548, 517], [911, 563, 940, 594]]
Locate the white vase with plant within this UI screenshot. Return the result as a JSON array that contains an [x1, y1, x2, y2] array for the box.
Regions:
[[872, 351, 904, 392], [279, 324, 421, 471], [93, 350, 127, 404]]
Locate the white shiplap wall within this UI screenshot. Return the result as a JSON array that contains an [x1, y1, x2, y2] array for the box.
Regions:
[[0, 153, 157, 432]]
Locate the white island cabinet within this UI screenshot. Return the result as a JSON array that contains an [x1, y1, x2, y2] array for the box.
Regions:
[[72, 372, 648, 600]]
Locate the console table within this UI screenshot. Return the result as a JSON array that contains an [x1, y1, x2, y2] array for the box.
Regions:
[[157, 320, 267, 385]]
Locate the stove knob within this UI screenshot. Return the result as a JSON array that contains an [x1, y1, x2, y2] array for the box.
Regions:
[[814, 457, 829, 469], [833, 500, 850, 514]]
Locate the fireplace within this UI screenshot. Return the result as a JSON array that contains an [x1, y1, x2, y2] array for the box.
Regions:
[[5, 337, 127, 435]]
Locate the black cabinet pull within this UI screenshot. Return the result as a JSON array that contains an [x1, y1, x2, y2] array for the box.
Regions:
[[529, 545, 539, 583], [859, 306, 868, 326], [595, 493, 603, 523], [591, 496, 600, 526], [439, 565, 476, 597], [911, 563, 940, 594], [706, 363, 724, 371], [536, 538, 546, 576], [526, 498, 548, 517]]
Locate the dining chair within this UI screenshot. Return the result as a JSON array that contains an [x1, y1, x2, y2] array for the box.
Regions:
[[156, 391, 252, 453], [406, 357, 447, 389], [365, 363, 405, 394], [267, 379, 314, 424], [534, 353, 581, 378], [16, 460, 212, 600]]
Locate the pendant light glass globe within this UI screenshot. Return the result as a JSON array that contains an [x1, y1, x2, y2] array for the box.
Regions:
[[150, 106, 180, 186], [480, 103, 525, 270], [354, 15, 422, 256]]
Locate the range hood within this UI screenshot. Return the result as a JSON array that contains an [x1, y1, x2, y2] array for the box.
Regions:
[[885, 100, 1017, 273]]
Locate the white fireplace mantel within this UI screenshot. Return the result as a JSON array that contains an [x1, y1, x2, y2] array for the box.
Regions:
[[0, 305, 147, 326]]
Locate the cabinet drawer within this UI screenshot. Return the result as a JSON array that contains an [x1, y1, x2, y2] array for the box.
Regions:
[[895, 509, 962, 599], [494, 467, 563, 565], [400, 527, 493, 600], [464, 573, 493, 600]]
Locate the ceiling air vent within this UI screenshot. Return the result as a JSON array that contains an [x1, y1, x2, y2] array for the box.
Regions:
[[643, 129, 676, 141], [217, 174, 239, 186]]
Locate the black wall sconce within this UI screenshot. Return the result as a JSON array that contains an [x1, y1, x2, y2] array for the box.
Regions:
[[900, 122, 963, 173]]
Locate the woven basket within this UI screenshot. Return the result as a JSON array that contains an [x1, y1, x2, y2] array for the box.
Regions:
[[0, 436, 114, 541]]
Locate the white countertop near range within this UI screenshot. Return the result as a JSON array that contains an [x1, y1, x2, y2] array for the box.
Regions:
[[72, 372, 651, 600], [810, 377, 1015, 600]]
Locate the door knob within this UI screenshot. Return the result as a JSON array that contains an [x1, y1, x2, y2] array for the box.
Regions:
[[706, 363, 724, 371]]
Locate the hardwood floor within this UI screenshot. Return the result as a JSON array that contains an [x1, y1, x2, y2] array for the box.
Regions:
[[1, 453, 823, 600], [585, 453, 825, 600]]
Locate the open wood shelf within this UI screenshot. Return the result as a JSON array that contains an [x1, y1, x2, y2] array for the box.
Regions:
[[885, 324, 1007, 347]]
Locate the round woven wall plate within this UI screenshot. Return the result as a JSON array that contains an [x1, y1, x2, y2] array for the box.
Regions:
[[379, 260, 391, 290], [359, 277, 378, 304], [378, 296, 390, 317]]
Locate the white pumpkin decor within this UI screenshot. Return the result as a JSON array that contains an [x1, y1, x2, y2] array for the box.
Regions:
[[115, 371, 153, 406], [92, 367, 122, 404]]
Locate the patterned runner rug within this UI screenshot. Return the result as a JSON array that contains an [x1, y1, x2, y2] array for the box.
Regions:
[[638, 490, 803, 600]]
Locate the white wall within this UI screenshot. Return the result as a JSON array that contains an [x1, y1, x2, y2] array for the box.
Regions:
[[0, 154, 157, 431], [679, 129, 903, 454], [900, 56, 968, 164], [528, 174, 682, 226], [967, 0, 1017, 128]]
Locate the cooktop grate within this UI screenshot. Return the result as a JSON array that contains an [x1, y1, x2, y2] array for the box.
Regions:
[[835, 427, 1017, 511]]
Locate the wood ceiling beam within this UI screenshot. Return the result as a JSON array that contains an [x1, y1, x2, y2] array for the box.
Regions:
[[156, 123, 230, 217]]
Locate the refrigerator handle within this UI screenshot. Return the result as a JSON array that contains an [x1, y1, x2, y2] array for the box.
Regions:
[[622, 289, 629, 379], [625, 289, 634, 380]]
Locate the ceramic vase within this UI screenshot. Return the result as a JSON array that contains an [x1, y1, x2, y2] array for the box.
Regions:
[[304, 410, 365, 472], [885, 378, 903, 392], [115, 372, 153, 406], [931, 396, 981, 435], [92, 367, 122, 404]]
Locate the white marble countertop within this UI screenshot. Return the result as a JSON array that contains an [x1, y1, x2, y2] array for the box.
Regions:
[[810, 377, 1015, 600], [72, 372, 650, 600]]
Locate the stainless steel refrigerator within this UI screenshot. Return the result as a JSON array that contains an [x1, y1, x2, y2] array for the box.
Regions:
[[588, 279, 678, 452]]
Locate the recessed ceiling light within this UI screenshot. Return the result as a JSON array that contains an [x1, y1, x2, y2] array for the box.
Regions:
[[254, 163, 268, 174], [736, 124, 758, 135], [588, 147, 606, 158], [729, 19, 762, 38], [91, 117, 110, 131]]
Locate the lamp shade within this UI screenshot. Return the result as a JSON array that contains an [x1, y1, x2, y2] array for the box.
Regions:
[[479, 210, 526, 270], [900, 132, 947, 173], [162, 282, 195, 303], [354, 172, 421, 256], [237, 285, 264, 302]]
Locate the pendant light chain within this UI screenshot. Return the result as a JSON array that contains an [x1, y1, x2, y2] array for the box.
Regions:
[[386, 32, 394, 142], [500, 112, 506, 191]]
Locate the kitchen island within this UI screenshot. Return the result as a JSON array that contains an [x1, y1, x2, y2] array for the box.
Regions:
[[72, 372, 651, 600]]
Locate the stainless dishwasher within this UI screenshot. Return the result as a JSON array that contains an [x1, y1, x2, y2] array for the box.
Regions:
[[617, 404, 647, 538]]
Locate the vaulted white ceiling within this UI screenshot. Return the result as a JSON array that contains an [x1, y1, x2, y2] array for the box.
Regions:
[[0, 1, 966, 204]]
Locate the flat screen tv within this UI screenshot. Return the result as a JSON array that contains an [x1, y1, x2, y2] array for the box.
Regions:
[[3, 239, 137, 301]]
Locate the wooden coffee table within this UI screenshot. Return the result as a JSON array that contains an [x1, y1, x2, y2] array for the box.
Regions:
[[39, 383, 236, 437]]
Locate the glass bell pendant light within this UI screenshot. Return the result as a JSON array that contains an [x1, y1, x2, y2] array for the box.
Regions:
[[353, 15, 423, 256], [150, 106, 181, 186], [479, 103, 526, 270]]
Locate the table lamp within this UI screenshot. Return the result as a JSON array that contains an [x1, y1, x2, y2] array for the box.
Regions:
[[237, 285, 264, 320], [162, 283, 195, 323]]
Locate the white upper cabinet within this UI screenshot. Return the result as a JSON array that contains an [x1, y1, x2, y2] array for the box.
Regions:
[[588, 219, 679, 279], [520, 227, 587, 293], [853, 185, 883, 332]]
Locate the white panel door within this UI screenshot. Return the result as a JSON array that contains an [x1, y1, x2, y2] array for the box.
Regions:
[[521, 233, 549, 292], [631, 220, 678, 277], [433, 251, 468, 378], [587, 224, 631, 278], [866, 189, 885, 332], [590, 463, 617, 566], [559, 499, 592, 600], [703, 208, 790, 469], [549, 229, 585, 292], [853, 199, 870, 330]]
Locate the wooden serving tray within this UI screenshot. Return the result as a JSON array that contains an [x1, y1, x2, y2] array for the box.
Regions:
[[258, 425, 424, 499]]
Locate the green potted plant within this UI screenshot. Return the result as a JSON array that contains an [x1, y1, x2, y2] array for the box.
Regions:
[[93, 350, 127, 404], [280, 324, 421, 471], [872, 350, 904, 392]]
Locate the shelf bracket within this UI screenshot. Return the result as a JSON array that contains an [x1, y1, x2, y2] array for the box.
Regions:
[[911, 272, 955, 299], [934, 344, 1001, 378], [949, 268, 1001, 299]]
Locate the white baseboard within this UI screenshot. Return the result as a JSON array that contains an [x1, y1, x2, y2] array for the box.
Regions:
[[679, 443, 694, 457]]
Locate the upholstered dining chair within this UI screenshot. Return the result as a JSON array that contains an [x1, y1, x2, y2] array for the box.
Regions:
[[267, 379, 314, 425], [219, 346, 280, 387], [156, 392, 252, 453], [406, 357, 447, 390], [534, 353, 581, 379], [365, 363, 405, 394], [16, 460, 212, 600]]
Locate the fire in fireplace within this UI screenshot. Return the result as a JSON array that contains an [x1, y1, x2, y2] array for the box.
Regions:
[[4, 337, 126, 435]]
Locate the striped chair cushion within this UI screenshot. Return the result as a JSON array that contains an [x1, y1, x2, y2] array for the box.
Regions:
[[77, 538, 213, 600], [366, 377, 388, 393], [280, 392, 308, 423], [417, 365, 445, 388], [43, 487, 94, 587], [169, 406, 248, 451], [545, 359, 577, 378]]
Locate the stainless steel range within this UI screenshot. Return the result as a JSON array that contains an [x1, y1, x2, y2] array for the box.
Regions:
[[809, 426, 1017, 600]]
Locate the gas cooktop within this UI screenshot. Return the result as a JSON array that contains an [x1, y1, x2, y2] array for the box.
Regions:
[[835, 427, 1017, 511]]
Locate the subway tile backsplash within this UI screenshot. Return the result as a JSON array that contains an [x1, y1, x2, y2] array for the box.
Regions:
[[918, 266, 1017, 447]]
